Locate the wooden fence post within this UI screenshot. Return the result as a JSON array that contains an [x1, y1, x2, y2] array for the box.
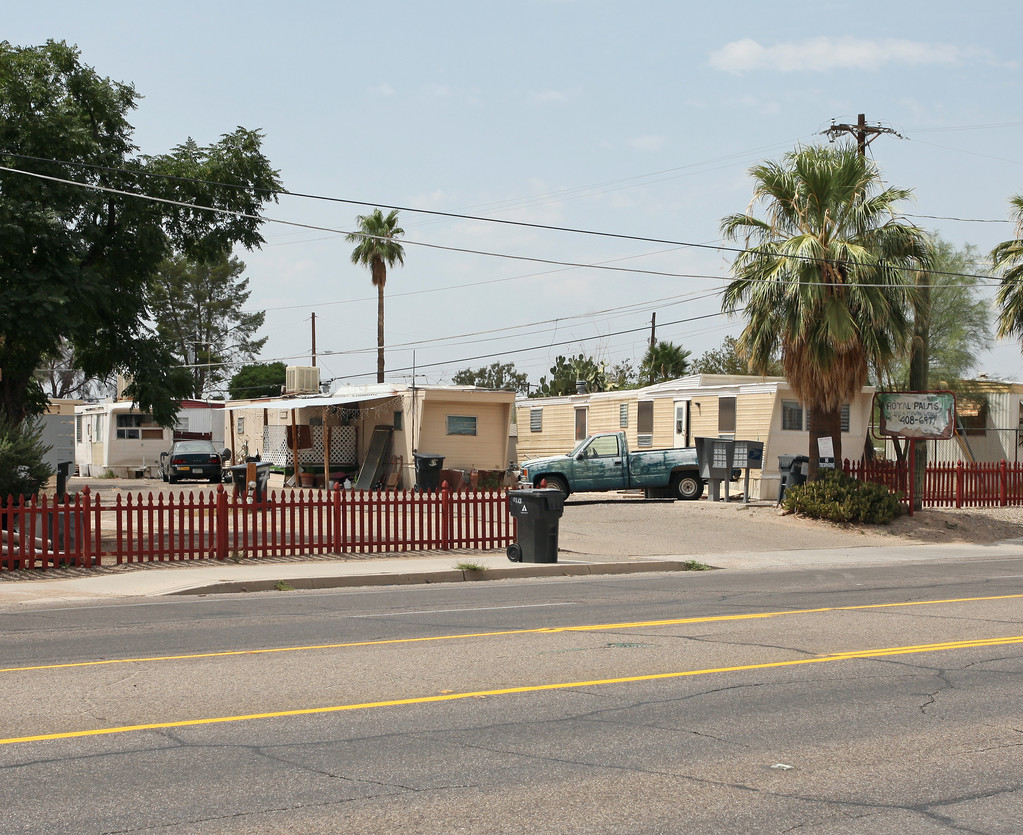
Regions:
[[441, 481, 452, 550], [215, 485, 229, 560], [956, 461, 964, 509], [81, 486, 93, 568], [1001, 459, 1008, 507]]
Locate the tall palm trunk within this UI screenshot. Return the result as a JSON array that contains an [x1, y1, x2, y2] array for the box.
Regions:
[[376, 279, 385, 383], [373, 260, 387, 384], [807, 405, 842, 482]]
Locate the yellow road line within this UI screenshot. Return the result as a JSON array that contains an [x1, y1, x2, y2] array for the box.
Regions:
[[4, 633, 1023, 746], [5, 592, 1023, 675]]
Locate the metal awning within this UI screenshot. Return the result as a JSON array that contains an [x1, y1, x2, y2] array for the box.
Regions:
[[224, 386, 401, 412]]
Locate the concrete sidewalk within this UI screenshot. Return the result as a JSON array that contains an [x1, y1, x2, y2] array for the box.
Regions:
[[2, 539, 1022, 607]]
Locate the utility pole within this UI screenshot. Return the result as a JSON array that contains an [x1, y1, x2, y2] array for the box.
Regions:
[[824, 114, 924, 502], [311, 312, 317, 367], [649, 312, 656, 351], [821, 113, 903, 155]]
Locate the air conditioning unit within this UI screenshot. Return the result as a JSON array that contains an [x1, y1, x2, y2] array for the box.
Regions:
[[285, 365, 321, 395]]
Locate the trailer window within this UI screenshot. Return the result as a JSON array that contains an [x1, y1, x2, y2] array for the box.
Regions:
[[718, 397, 736, 434]]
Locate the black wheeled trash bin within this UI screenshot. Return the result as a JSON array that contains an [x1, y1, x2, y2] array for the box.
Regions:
[[777, 454, 810, 502], [506, 487, 565, 563], [413, 453, 445, 492]]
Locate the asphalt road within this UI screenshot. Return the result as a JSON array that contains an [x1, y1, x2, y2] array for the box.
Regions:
[[2, 559, 1023, 833]]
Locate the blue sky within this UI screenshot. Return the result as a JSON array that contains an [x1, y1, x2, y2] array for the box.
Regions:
[[7, 1, 1023, 387]]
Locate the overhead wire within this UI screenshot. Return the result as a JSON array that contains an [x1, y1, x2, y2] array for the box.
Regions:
[[0, 156, 1006, 288], [0, 148, 1012, 381]]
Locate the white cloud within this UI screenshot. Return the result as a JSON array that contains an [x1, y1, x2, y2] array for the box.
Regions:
[[627, 135, 669, 152], [369, 82, 395, 96], [709, 37, 968, 74]]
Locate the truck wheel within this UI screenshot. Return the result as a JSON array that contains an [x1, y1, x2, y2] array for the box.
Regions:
[[539, 475, 569, 496], [672, 473, 703, 501]]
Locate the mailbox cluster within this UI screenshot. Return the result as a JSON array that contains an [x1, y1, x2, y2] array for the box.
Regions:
[[694, 438, 765, 502]]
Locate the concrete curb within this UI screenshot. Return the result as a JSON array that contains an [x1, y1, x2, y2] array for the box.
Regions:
[[167, 560, 708, 595]]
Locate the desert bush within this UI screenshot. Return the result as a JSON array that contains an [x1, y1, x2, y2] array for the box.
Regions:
[[0, 415, 52, 500], [782, 469, 903, 525]]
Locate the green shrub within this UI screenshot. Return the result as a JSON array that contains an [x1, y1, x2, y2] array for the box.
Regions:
[[0, 415, 52, 500], [782, 470, 904, 525]]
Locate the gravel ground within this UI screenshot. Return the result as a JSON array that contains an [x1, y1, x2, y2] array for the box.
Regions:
[[554, 492, 1023, 559]]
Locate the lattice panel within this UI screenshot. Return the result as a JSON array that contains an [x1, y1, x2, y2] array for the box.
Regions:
[[263, 425, 357, 466]]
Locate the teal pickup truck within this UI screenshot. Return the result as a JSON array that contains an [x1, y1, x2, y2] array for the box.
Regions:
[[520, 431, 705, 500]]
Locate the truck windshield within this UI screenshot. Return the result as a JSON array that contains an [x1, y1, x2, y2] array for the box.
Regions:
[[570, 438, 591, 457]]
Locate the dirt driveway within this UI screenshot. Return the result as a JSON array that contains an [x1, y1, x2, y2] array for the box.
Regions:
[[555, 492, 1023, 559]]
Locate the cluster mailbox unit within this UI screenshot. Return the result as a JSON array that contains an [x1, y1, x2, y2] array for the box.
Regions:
[[695, 438, 764, 502]]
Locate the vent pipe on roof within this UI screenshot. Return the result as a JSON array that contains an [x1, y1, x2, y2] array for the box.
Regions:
[[576, 380, 587, 394]]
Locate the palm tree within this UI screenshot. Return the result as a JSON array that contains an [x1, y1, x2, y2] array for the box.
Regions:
[[346, 209, 405, 383], [641, 340, 691, 384], [992, 195, 1023, 340], [720, 144, 929, 480]]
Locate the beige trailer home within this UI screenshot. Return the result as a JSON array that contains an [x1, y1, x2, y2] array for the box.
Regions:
[[225, 383, 515, 489], [516, 374, 874, 500]]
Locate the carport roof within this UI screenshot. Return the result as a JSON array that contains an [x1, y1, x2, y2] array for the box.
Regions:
[[224, 385, 401, 412]]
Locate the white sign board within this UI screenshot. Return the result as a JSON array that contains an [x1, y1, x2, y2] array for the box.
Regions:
[[876, 392, 956, 440], [817, 435, 835, 468]]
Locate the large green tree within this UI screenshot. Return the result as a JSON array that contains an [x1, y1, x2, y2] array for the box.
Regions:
[[452, 362, 529, 394], [692, 335, 784, 376], [346, 209, 405, 383], [721, 144, 928, 479], [890, 236, 992, 390], [992, 195, 1023, 341], [228, 361, 287, 400], [149, 253, 267, 396], [0, 40, 281, 426], [640, 340, 691, 384]]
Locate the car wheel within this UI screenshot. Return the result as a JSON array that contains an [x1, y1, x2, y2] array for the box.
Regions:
[[539, 475, 569, 496], [168, 474, 178, 485], [672, 473, 703, 501]]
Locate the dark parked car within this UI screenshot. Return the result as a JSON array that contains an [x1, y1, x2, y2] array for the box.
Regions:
[[159, 441, 228, 484]]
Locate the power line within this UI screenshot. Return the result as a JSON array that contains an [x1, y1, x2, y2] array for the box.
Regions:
[[906, 213, 1011, 224], [1, 140, 802, 232], [319, 289, 726, 357], [340, 310, 729, 381], [0, 161, 1004, 291]]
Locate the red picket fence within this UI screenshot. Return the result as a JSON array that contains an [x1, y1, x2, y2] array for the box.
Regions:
[[843, 458, 1023, 508], [0, 484, 516, 572]]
